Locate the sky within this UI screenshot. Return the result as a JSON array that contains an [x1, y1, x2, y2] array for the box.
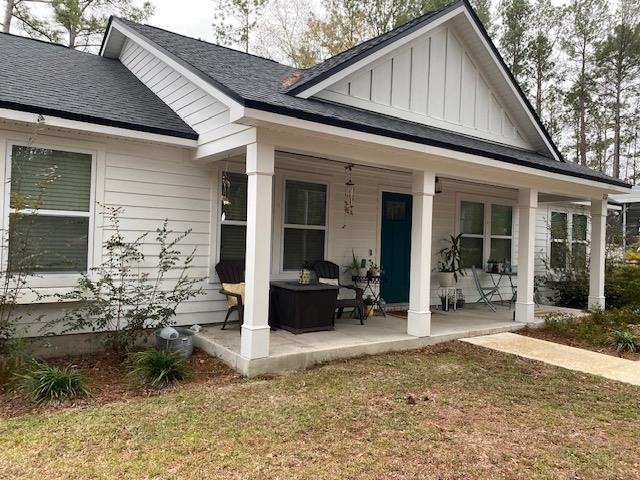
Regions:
[[149, 0, 216, 42]]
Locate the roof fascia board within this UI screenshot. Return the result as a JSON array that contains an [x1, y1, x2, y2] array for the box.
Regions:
[[239, 106, 630, 193], [293, 6, 465, 99], [105, 19, 246, 119], [0, 108, 198, 147], [459, 7, 561, 161]]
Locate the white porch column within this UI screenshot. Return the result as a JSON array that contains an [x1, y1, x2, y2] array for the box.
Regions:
[[241, 142, 274, 359], [515, 188, 537, 323], [407, 170, 435, 337], [588, 197, 607, 310]]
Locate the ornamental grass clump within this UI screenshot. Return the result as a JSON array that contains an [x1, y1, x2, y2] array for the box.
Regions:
[[127, 349, 190, 388], [611, 330, 640, 353], [17, 362, 90, 404]]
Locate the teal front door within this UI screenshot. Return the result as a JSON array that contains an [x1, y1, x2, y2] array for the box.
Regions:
[[380, 192, 412, 304]]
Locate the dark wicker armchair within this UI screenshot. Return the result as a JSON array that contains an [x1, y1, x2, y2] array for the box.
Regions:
[[215, 261, 245, 330], [312, 260, 365, 324]]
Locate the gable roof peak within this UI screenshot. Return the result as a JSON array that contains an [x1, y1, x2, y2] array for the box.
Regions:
[[285, 0, 467, 95]]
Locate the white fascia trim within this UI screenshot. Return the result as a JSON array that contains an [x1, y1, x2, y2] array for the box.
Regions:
[[106, 19, 245, 119], [461, 9, 559, 161], [295, 6, 466, 99], [0, 108, 198, 147], [240, 107, 630, 194]]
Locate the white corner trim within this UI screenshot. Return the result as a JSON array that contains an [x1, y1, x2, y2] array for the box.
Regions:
[[295, 6, 466, 99], [107, 20, 245, 119], [0, 109, 198, 147]]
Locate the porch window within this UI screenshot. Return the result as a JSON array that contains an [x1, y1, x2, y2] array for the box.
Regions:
[[550, 211, 587, 270], [219, 172, 248, 261], [283, 180, 327, 270], [8, 145, 92, 273], [459, 200, 513, 269]]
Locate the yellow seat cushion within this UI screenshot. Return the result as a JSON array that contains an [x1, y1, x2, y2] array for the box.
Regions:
[[318, 277, 339, 286], [222, 282, 245, 307]]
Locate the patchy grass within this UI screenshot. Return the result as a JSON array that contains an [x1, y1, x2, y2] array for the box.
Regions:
[[522, 309, 640, 360], [1, 342, 639, 479]]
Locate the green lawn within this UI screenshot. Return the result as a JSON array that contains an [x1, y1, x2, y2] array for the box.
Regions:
[[1, 342, 639, 479]]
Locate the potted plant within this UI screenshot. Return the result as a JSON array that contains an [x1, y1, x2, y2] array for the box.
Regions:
[[344, 250, 361, 277], [437, 233, 465, 288], [368, 260, 383, 277], [363, 296, 375, 317]]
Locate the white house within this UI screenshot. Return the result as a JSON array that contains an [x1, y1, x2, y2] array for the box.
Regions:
[[0, 0, 630, 374]]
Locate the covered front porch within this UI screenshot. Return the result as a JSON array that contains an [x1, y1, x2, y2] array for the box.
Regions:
[[197, 123, 613, 376], [194, 305, 576, 376]]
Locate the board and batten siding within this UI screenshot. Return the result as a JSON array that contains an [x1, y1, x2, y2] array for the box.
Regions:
[[315, 25, 532, 150], [118, 38, 230, 136]]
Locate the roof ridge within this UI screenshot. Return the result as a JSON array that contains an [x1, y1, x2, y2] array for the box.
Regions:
[[0, 31, 100, 56], [114, 17, 289, 67], [306, 0, 459, 70]]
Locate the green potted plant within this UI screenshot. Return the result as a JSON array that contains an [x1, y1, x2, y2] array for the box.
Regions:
[[363, 296, 375, 317], [368, 260, 383, 277], [344, 250, 361, 277], [437, 233, 465, 288]]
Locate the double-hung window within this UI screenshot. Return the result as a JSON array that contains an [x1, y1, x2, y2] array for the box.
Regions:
[[219, 172, 248, 261], [283, 180, 327, 270], [550, 211, 587, 270], [8, 145, 93, 273], [459, 200, 513, 269]]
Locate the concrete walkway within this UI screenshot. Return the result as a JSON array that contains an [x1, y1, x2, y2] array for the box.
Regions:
[[461, 332, 640, 387]]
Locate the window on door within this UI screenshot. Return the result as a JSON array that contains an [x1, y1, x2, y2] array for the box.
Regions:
[[283, 180, 327, 270], [459, 200, 513, 269], [550, 211, 587, 270]]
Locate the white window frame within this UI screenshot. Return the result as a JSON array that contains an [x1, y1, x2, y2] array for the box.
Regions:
[[3, 141, 96, 281], [549, 209, 589, 270], [456, 194, 515, 270], [281, 176, 329, 272]]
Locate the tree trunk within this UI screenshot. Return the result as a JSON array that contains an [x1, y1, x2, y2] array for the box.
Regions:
[[2, 0, 13, 33], [68, 29, 76, 49], [536, 66, 542, 116], [613, 87, 621, 179]]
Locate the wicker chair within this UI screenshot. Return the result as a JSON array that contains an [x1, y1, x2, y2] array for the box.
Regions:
[[215, 261, 246, 329], [312, 260, 365, 324]]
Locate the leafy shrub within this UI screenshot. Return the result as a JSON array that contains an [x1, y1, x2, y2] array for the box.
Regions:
[[51, 206, 205, 355], [605, 265, 640, 309], [611, 331, 640, 353], [127, 349, 190, 388], [16, 363, 90, 404]]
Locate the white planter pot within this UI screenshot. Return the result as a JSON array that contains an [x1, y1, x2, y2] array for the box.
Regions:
[[438, 272, 456, 288]]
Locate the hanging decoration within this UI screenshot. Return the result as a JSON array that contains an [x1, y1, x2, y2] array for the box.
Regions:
[[344, 164, 355, 216], [220, 167, 231, 221]]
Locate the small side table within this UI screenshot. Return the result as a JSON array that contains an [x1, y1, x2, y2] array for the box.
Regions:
[[439, 286, 457, 311], [352, 275, 386, 317]]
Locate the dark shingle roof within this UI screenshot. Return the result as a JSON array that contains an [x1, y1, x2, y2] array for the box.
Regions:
[[115, 18, 629, 188], [0, 33, 197, 140]]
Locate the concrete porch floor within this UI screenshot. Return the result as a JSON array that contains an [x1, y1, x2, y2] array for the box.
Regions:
[[194, 305, 577, 377]]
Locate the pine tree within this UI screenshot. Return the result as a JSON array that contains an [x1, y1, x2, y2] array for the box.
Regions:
[[497, 0, 532, 87], [213, 0, 269, 53]]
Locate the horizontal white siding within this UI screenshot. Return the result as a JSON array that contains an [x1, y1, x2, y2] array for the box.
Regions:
[[316, 24, 531, 150], [119, 38, 230, 136]]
